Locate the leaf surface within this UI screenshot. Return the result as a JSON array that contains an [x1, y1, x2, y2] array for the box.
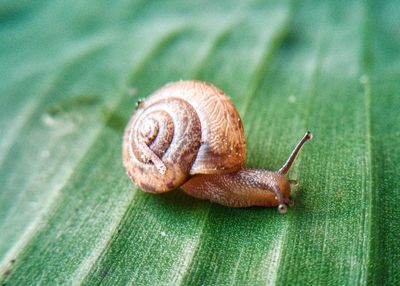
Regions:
[[0, 0, 399, 285]]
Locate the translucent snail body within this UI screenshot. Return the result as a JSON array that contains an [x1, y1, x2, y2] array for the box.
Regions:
[[123, 80, 312, 213]]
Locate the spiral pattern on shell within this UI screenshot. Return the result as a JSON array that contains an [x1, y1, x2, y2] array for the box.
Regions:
[[123, 97, 202, 193], [123, 80, 246, 193]]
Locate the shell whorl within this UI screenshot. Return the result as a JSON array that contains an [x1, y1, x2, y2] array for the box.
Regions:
[[123, 80, 246, 193], [123, 98, 202, 193]]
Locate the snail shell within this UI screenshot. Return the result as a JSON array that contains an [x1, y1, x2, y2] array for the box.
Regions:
[[123, 80, 246, 193]]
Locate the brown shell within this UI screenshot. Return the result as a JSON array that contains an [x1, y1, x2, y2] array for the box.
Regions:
[[122, 80, 246, 193]]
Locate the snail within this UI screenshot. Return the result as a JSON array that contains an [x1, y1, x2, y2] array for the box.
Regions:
[[123, 80, 312, 213]]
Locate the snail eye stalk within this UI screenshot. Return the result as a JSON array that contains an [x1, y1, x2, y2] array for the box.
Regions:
[[278, 131, 312, 175]]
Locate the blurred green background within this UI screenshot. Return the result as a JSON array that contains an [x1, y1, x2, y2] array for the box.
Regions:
[[0, 0, 399, 285]]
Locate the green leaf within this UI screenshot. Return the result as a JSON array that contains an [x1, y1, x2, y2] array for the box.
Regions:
[[1, 0, 399, 285]]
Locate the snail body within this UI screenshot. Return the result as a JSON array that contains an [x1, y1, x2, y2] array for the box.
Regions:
[[123, 80, 312, 213]]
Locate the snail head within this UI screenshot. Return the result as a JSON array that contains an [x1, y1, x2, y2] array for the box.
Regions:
[[271, 131, 313, 213]]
